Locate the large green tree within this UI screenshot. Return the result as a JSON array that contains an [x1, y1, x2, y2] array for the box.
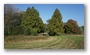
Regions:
[[22, 7, 45, 35], [47, 8, 64, 36]]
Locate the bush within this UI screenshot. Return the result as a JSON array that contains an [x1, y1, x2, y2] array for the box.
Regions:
[[4, 26, 8, 36], [13, 26, 24, 35], [30, 28, 38, 36], [24, 28, 30, 35]]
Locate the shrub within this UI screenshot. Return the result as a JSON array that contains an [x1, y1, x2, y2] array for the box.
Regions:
[[30, 28, 38, 36], [24, 28, 30, 35]]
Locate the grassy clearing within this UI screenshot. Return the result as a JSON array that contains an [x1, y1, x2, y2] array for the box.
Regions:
[[4, 35, 84, 49]]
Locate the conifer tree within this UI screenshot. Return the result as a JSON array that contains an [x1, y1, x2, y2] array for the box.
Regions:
[[47, 8, 64, 36], [22, 7, 44, 35]]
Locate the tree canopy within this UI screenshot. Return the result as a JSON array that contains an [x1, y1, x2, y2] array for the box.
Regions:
[[47, 8, 64, 36], [4, 4, 24, 35], [4, 5, 84, 36], [21, 7, 45, 35], [64, 19, 79, 34]]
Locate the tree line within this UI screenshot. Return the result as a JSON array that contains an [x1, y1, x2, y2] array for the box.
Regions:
[[4, 4, 84, 36]]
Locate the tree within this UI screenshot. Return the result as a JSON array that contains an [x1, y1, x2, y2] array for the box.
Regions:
[[64, 19, 79, 34], [4, 4, 14, 26], [78, 26, 84, 34], [81, 26, 84, 31], [22, 7, 45, 35], [4, 4, 15, 35], [4, 4, 24, 35], [47, 8, 64, 36]]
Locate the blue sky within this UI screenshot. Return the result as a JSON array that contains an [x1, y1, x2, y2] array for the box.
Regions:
[[14, 4, 84, 26]]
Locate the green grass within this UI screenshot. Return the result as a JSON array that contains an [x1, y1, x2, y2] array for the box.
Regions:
[[4, 35, 84, 49]]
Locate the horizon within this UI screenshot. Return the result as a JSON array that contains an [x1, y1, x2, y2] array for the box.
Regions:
[[13, 4, 84, 26]]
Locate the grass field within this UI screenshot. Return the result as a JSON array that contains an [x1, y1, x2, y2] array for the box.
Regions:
[[4, 35, 84, 49]]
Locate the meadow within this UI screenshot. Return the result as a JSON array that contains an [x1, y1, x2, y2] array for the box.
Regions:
[[4, 35, 84, 49]]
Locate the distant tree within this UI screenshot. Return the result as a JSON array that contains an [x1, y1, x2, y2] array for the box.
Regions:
[[47, 8, 64, 36], [78, 26, 84, 34], [81, 26, 84, 31], [64, 19, 79, 34], [22, 7, 45, 35]]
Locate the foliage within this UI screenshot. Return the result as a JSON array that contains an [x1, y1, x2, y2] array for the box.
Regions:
[[64, 19, 79, 34], [4, 4, 24, 35], [30, 28, 38, 36], [47, 8, 64, 36], [78, 26, 84, 34], [21, 7, 45, 35], [4, 5, 83, 36]]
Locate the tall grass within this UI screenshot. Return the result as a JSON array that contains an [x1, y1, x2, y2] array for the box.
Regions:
[[4, 35, 84, 49]]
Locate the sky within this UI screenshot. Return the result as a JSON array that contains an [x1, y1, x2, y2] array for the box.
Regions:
[[14, 4, 84, 26]]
